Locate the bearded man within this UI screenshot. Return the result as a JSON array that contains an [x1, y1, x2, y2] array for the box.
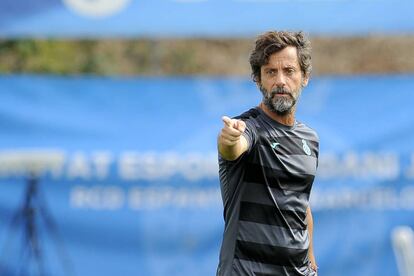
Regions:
[[217, 31, 319, 276]]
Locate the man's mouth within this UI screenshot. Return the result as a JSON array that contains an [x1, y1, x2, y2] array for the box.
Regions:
[[272, 87, 291, 96], [273, 91, 291, 97]]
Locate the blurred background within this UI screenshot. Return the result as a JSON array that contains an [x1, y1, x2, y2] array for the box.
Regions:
[[1, 0, 414, 276]]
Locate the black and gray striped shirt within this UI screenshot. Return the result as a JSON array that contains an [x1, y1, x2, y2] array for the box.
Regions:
[[217, 107, 319, 276]]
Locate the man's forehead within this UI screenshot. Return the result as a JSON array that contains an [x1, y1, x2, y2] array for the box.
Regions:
[[264, 47, 300, 67]]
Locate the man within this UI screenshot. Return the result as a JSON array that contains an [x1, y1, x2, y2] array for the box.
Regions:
[[217, 31, 319, 276]]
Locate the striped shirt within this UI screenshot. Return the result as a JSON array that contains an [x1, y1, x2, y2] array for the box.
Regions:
[[217, 107, 319, 276]]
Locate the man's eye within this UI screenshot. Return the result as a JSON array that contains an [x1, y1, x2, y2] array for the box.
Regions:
[[286, 68, 295, 74]]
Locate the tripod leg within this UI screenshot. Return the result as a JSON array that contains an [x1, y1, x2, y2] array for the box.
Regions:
[[18, 230, 31, 276], [0, 211, 23, 270], [30, 220, 47, 276], [17, 207, 47, 276], [39, 204, 75, 276]]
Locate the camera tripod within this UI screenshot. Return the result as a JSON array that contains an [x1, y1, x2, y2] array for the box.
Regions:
[[0, 174, 75, 276]]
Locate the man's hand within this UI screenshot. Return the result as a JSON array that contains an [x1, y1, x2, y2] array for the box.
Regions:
[[218, 116, 248, 161], [220, 116, 246, 146], [309, 260, 318, 273]]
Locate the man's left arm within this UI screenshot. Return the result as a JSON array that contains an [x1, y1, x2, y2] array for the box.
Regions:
[[307, 206, 318, 272]]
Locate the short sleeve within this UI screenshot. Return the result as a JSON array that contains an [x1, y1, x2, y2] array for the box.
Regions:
[[241, 118, 257, 154]]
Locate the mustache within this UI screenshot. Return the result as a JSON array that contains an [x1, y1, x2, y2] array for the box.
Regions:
[[270, 87, 292, 97]]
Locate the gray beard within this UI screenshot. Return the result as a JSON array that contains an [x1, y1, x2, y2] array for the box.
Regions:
[[260, 86, 299, 116]]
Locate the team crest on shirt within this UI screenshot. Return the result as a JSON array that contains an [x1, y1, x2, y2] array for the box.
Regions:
[[302, 139, 311, 156]]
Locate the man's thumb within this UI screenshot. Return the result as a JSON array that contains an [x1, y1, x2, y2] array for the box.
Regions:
[[236, 120, 246, 132]]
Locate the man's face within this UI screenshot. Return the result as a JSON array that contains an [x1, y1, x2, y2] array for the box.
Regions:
[[259, 46, 309, 115]]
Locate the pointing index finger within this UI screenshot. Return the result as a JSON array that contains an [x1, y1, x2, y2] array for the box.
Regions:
[[222, 116, 232, 127]]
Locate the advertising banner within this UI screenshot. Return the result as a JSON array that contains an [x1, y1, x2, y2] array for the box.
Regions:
[[0, 75, 413, 275]]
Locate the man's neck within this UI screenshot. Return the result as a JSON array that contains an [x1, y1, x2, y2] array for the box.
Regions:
[[259, 102, 296, 126]]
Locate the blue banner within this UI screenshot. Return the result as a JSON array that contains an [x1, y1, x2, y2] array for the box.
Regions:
[[0, 75, 414, 275], [1, 0, 414, 38]]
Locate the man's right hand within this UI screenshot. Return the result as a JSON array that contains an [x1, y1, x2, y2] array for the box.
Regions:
[[218, 116, 248, 160], [220, 116, 246, 146]]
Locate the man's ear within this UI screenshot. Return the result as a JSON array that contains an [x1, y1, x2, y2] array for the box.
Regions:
[[254, 76, 261, 87], [302, 75, 309, 87]]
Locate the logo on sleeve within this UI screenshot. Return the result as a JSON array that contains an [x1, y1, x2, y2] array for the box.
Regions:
[[302, 139, 311, 156], [271, 142, 280, 149]]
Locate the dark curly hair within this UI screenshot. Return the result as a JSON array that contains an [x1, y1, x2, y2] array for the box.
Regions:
[[249, 31, 312, 82]]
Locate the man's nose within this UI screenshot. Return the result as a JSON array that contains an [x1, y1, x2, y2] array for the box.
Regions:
[[274, 72, 286, 87]]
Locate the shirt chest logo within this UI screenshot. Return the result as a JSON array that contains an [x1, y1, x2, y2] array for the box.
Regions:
[[302, 139, 311, 156]]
